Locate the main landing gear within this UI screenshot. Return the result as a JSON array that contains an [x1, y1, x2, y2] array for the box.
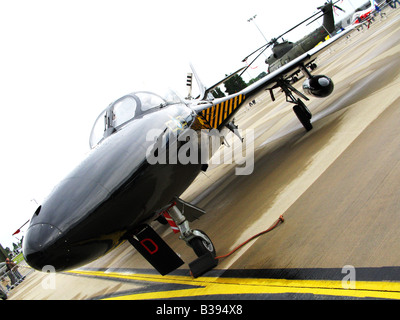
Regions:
[[293, 99, 313, 132], [268, 78, 313, 132]]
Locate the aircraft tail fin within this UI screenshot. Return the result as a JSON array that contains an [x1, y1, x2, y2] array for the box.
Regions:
[[190, 63, 207, 100], [189, 64, 246, 101], [322, 2, 336, 35]]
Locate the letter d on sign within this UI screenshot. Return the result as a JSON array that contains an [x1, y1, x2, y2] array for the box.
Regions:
[[140, 238, 159, 255]]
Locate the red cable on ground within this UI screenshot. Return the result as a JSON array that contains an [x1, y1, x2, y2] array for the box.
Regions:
[[215, 215, 285, 260]]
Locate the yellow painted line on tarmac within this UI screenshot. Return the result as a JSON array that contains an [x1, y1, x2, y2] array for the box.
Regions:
[[68, 270, 400, 300]]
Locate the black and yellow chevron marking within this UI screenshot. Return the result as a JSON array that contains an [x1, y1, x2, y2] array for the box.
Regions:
[[201, 94, 245, 129]]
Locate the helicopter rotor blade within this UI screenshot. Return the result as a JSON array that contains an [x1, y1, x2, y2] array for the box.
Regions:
[[240, 0, 346, 72], [333, 5, 345, 12], [242, 9, 322, 63], [275, 10, 321, 42], [306, 2, 345, 26], [240, 43, 273, 77], [242, 42, 270, 63], [306, 14, 324, 26]]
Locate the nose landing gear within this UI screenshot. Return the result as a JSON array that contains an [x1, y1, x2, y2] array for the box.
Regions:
[[163, 200, 218, 277]]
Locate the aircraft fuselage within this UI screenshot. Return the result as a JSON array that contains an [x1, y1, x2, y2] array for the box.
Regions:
[[23, 103, 203, 271]]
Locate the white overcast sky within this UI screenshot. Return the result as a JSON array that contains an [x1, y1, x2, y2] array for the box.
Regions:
[[0, 0, 369, 249]]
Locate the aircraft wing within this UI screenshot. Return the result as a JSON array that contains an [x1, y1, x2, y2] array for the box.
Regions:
[[190, 25, 356, 131]]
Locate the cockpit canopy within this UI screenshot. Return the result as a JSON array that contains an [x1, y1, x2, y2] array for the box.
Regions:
[[89, 90, 182, 148]]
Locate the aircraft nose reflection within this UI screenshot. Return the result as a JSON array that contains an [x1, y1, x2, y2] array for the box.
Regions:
[[23, 223, 64, 271]]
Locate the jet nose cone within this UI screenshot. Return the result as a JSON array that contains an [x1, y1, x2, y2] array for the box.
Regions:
[[23, 223, 63, 271]]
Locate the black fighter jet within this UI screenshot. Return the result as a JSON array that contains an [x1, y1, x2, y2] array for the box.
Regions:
[[23, 24, 355, 278]]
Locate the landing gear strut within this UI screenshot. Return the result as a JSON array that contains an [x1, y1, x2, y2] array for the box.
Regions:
[[269, 78, 313, 132], [166, 204, 216, 257], [164, 201, 218, 277]]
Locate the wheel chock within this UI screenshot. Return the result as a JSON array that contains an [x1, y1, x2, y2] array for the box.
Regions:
[[189, 252, 218, 278]]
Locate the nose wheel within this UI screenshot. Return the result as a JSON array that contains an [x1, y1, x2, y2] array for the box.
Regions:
[[164, 202, 218, 277], [188, 230, 216, 257]]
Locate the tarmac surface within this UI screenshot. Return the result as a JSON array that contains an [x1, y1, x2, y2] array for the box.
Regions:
[[9, 7, 400, 300]]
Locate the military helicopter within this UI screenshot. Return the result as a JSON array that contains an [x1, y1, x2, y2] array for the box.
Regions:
[[242, 1, 345, 76]]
